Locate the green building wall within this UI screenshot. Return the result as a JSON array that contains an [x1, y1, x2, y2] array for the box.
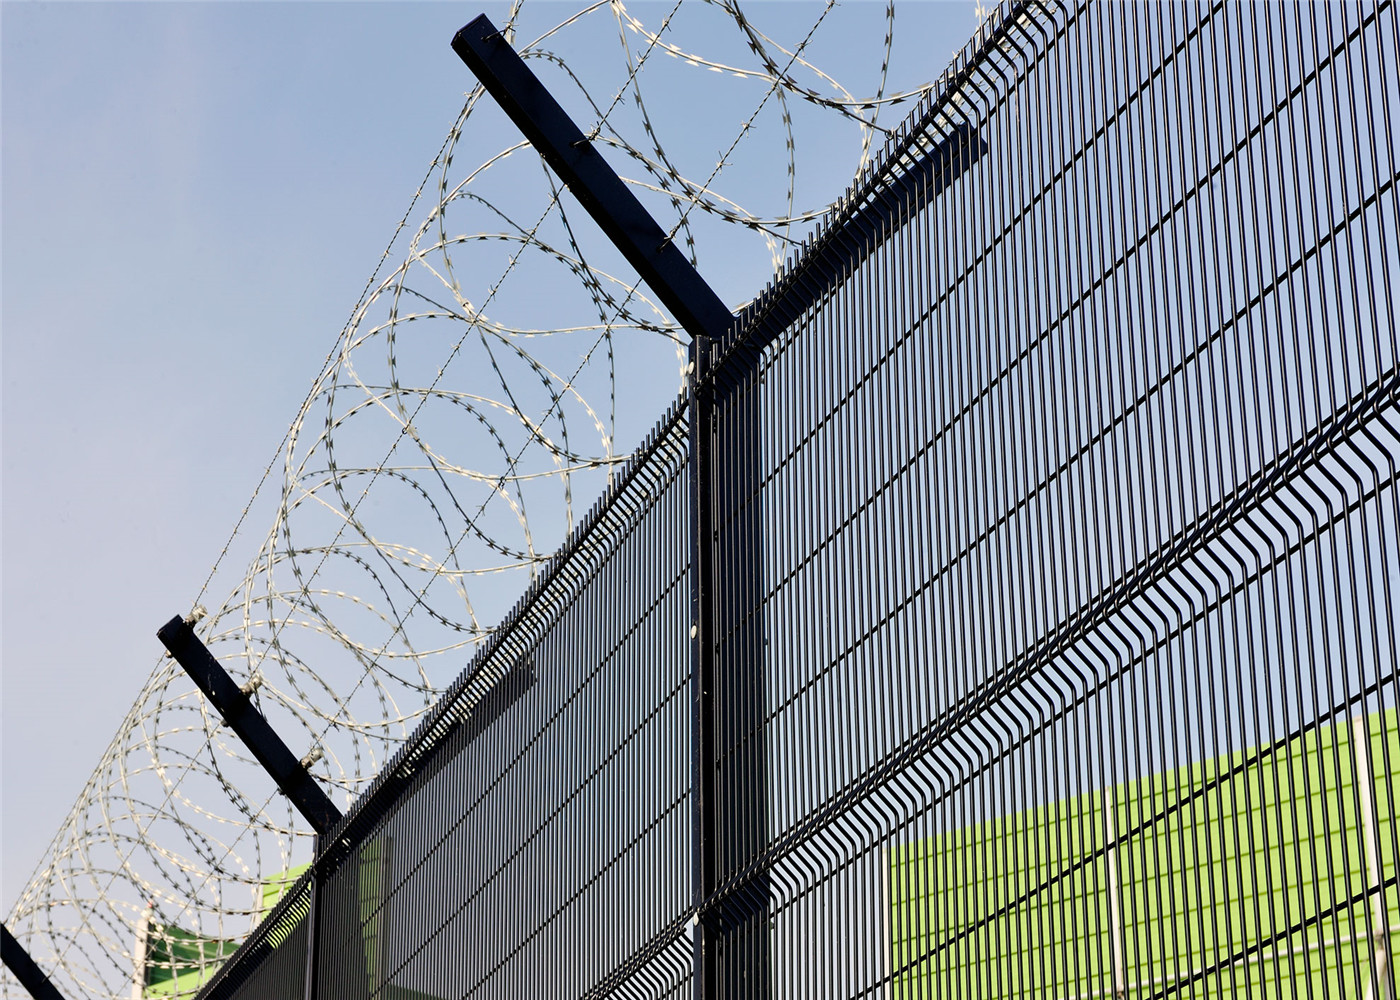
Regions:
[[890, 710, 1399, 999]]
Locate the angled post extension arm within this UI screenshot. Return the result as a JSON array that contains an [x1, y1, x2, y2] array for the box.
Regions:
[[157, 615, 343, 836], [2, 923, 67, 1000], [451, 13, 733, 344]]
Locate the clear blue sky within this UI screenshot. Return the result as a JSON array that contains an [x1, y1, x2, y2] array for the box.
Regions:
[[2, 0, 979, 915]]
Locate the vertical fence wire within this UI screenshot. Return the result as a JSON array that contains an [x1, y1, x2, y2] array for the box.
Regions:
[[721, 1, 1400, 997], [191, 1, 1399, 997]]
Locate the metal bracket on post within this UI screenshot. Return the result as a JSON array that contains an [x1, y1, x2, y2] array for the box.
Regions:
[[2, 924, 67, 1000], [157, 615, 343, 836]]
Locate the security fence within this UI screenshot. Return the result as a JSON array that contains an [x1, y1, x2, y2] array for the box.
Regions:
[[182, 0, 1400, 997]]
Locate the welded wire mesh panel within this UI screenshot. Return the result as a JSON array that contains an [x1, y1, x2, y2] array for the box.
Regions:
[[708, 0, 1400, 997], [299, 406, 694, 1000], [203, 879, 310, 1000], [47, 3, 1400, 999], [218, 919, 307, 1000]]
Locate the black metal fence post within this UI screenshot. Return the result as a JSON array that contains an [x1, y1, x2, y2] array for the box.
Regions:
[[451, 18, 774, 997], [691, 333, 773, 1000], [689, 333, 719, 1000], [301, 837, 320, 1000], [711, 355, 772, 1000]]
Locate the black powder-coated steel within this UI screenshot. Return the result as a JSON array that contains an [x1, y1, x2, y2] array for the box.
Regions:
[[1, 924, 67, 1000], [690, 334, 720, 1000], [717, 121, 987, 372], [450, 13, 734, 344], [157, 615, 343, 836], [195, 2, 1400, 998]]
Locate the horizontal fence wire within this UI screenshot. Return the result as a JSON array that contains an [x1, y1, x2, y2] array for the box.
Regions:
[[711, 0, 1400, 997], [201, 401, 694, 1000], [192, 0, 1400, 997]]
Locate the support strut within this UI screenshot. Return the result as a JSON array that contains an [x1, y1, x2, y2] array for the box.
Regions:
[[2, 924, 67, 1000], [451, 14, 732, 344], [157, 615, 343, 836]]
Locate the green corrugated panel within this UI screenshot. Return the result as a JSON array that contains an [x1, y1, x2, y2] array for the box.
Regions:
[[891, 710, 1398, 998], [890, 786, 1114, 999]]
